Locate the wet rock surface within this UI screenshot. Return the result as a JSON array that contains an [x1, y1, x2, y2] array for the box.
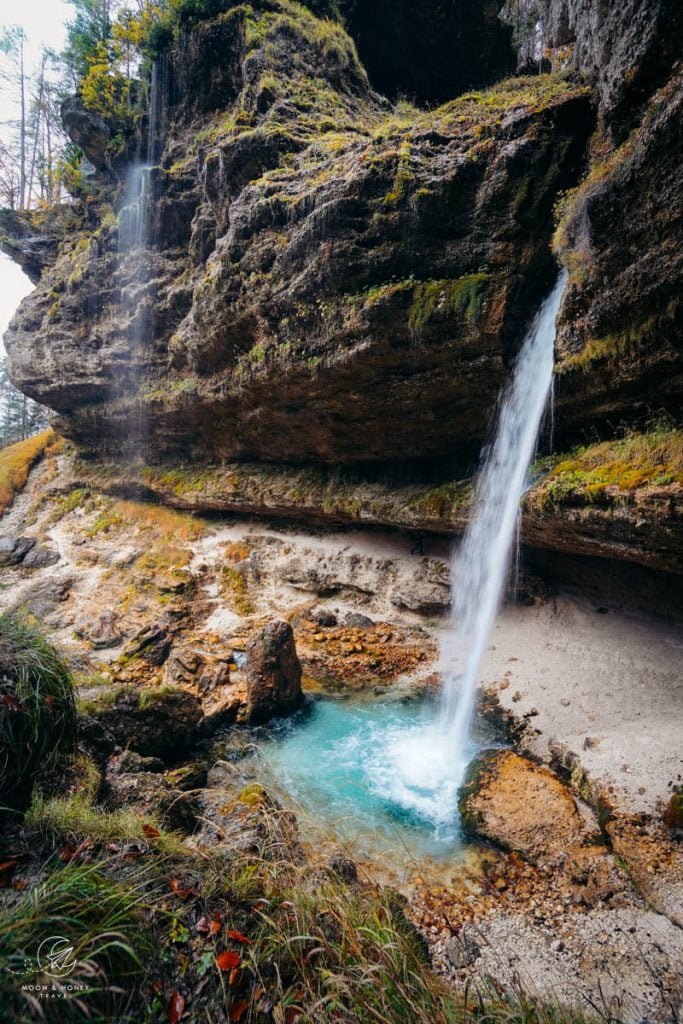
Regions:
[[459, 749, 590, 863]]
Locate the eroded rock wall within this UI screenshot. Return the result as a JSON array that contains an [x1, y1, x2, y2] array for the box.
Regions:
[[4, 1, 592, 468]]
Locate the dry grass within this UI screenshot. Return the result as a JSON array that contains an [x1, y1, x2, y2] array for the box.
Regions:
[[0, 428, 54, 516], [87, 497, 208, 543]]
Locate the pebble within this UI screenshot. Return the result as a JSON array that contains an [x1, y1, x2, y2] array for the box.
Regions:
[[550, 939, 564, 952]]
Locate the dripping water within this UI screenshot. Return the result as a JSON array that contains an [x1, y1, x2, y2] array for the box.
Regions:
[[115, 54, 169, 449]]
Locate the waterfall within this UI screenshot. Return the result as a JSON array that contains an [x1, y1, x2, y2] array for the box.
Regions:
[[115, 55, 169, 446], [362, 273, 567, 840], [439, 271, 567, 747], [146, 53, 169, 168]]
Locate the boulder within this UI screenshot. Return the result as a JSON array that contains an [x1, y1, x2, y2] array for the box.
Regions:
[[344, 612, 375, 629], [189, 783, 303, 862], [80, 684, 203, 760], [105, 768, 198, 832], [22, 545, 60, 569], [116, 750, 166, 773], [245, 621, 303, 723], [164, 646, 205, 686], [459, 749, 586, 864], [0, 536, 35, 566], [13, 575, 72, 618], [121, 623, 173, 667], [75, 610, 122, 649]]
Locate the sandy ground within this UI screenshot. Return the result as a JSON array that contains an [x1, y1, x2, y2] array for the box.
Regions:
[[481, 598, 683, 815]]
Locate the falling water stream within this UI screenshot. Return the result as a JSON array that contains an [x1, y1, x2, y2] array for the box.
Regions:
[[256, 272, 568, 852], [115, 56, 169, 445]]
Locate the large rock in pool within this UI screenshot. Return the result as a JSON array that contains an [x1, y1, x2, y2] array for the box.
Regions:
[[458, 749, 585, 864], [246, 621, 303, 723]]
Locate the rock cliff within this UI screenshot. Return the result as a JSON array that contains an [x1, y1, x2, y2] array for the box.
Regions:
[[5, 1, 591, 467], [2, 0, 681, 579]]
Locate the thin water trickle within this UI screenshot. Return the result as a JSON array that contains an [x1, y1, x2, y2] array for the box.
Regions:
[[114, 56, 170, 448]]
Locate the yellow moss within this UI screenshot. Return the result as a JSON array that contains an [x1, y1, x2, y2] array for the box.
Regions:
[[89, 498, 207, 543], [222, 540, 253, 562], [0, 429, 54, 516], [530, 428, 683, 507], [222, 566, 254, 616]]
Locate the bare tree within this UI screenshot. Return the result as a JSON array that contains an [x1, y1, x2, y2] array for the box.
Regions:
[[0, 25, 28, 208]]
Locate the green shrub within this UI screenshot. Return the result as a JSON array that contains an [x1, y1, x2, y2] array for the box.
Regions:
[[0, 613, 76, 819]]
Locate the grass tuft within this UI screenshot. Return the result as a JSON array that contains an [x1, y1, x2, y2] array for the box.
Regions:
[[0, 612, 76, 817], [0, 861, 153, 1023]]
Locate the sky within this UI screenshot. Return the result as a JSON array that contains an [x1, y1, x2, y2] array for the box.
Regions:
[[0, 0, 71, 353]]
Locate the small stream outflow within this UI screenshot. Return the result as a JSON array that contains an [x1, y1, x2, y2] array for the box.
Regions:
[[438, 272, 568, 751]]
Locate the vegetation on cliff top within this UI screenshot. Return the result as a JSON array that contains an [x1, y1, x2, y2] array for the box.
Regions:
[[529, 427, 683, 507]]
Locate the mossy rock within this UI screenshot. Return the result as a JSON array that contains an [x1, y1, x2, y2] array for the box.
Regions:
[[78, 684, 203, 760]]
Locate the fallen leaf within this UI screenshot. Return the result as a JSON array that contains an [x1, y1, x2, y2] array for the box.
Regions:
[[227, 929, 253, 945], [142, 823, 161, 839], [169, 878, 196, 900], [195, 916, 210, 935], [228, 968, 241, 987], [209, 919, 222, 935], [2, 694, 21, 711], [229, 997, 248, 1022], [215, 950, 241, 972], [167, 990, 185, 1023]]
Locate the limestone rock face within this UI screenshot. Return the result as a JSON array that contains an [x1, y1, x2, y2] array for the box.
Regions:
[[4, 1, 592, 468], [60, 96, 113, 175], [554, 71, 683, 438], [459, 749, 586, 863], [539, 0, 682, 133], [0, 209, 61, 285], [246, 620, 303, 723]]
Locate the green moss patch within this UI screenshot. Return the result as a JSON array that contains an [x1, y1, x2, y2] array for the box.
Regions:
[[529, 428, 683, 508]]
